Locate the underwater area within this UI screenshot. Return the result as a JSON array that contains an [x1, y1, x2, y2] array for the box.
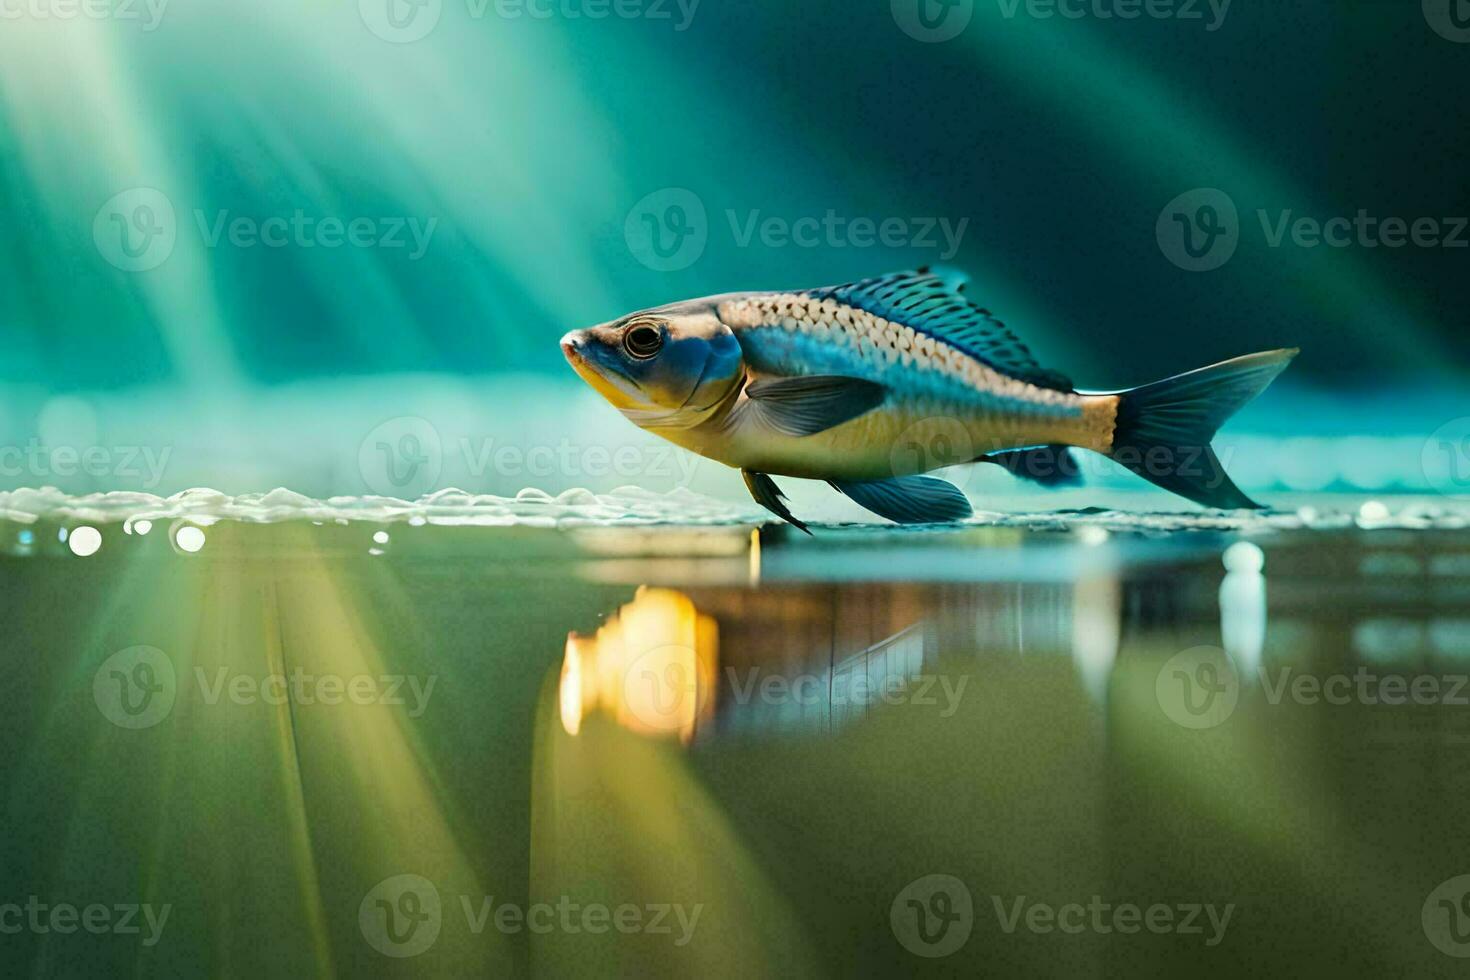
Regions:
[[2, 0, 1470, 976], [4, 489, 1470, 976]]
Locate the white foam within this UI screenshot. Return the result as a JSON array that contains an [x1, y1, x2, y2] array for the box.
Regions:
[[0, 486, 1464, 533], [0, 485, 766, 528]]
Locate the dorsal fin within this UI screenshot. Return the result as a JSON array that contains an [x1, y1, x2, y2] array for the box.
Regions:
[[806, 267, 1073, 392]]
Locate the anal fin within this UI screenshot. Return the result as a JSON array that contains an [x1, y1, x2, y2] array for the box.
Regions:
[[977, 446, 1083, 488], [829, 475, 973, 525]]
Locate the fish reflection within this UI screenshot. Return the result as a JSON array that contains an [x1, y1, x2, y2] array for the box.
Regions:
[[560, 587, 719, 744], [1220, 541, 1267, 679], [1072, 572, 1121, 706], [561, 585, 988, 743]]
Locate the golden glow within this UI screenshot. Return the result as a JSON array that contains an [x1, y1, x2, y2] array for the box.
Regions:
[[558, 587, 718, 744], [558, 634, 590, 736]]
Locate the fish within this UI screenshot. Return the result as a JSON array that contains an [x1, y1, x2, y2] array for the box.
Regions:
[[559, 268, 1298, 531]]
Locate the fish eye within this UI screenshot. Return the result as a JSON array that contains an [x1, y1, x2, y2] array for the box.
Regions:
[[622, 322, 664, 360]]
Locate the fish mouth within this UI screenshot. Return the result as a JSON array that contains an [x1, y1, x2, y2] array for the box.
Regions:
[[559, 330, 587, 366], [560, 331, 642, 405]]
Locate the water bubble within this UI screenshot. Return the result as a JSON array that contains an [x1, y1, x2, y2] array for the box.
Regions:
[[1223, 541, 1264, 574], [1359, 500, 1391, 524], [175, 526, 206, 553], [68, 526, 103, 557]]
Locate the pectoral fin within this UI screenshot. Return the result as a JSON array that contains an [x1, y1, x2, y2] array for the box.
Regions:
[[829, 475, 973, 525], [742, 469, 811, 534], [733, 375, 886, 438]]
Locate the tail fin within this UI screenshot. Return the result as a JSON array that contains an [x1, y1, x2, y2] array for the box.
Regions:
[[1107, 349, 1299, 510]]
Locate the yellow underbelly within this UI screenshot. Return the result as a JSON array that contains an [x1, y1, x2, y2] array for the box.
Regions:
[[663, 395, 1119, 482]]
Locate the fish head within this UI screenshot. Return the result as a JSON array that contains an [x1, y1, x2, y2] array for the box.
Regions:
[[560, 302, 744, 427]]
